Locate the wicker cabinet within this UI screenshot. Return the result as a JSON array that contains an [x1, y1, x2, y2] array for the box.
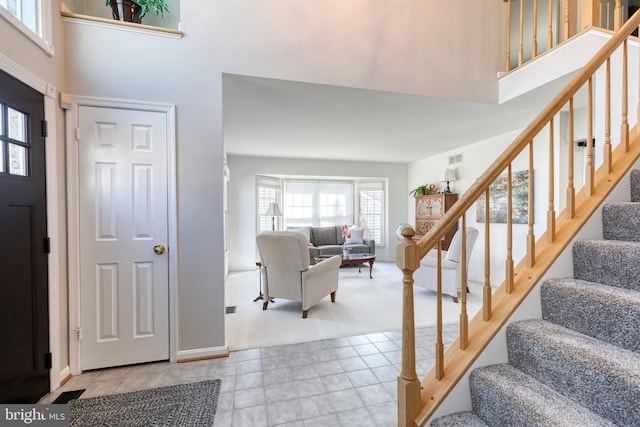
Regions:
[[414, 193, 458, 250]]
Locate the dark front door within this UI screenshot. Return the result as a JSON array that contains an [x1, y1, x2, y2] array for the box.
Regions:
[[0, 70, 49, 403]]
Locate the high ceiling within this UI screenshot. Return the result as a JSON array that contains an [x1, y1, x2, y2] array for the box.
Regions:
[[222, 73, 574, 164]]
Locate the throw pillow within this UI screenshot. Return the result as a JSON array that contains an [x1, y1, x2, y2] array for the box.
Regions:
[[286, 226, 311, 244], [345, 227, 364, 244]]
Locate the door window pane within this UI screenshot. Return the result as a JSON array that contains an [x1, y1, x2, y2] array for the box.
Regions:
[[0, 0, 20, 19], [8, 107, 26, 142], [0, 141, 4, 173], [9, 143, 27, 176]]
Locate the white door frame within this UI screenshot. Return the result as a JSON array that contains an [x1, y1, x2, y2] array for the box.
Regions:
[[65, 96, 178, 375], [0, 53, 61, 392]]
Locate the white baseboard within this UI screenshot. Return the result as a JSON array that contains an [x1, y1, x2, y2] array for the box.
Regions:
[[177, 346, 228, 362], [59, 365, 71, 386]]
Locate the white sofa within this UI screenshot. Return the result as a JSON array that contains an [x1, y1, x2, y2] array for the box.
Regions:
[[256, 231, 341, 318]]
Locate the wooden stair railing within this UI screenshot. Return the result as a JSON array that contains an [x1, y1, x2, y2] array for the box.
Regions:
[[398, 9, 640, 427], [504, 0, 625, 73]]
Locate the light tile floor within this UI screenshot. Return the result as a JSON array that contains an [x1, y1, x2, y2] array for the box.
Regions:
[[41, 324, 459, 426]]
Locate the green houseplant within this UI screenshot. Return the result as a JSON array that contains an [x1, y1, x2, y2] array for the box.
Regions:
[[409, 184, 431, 197], [106, 0, 169, 24]]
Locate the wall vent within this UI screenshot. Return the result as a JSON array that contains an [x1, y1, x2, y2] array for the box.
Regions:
[[448, 153, 463, 165]]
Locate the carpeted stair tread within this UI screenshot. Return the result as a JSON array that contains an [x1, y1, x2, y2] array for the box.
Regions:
[[507, 319, 640, 425], [573, 239, 640, 291], [631, 169, 640, 202], [541, 278, 640, 353], [602, 202, 640, 241], [430, 411, 488, 426], [470, 364, 615, 427]]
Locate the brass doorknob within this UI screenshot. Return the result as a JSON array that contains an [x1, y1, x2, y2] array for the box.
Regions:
[[154, 244, 166, 255]]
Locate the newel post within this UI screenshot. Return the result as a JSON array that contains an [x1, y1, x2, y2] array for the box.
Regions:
[[397, 225, 421, 427]]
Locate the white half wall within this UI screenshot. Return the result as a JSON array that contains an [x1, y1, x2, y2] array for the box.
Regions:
[[227, 155, 408, 271]]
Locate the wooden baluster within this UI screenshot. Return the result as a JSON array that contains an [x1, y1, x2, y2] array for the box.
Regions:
[[506, 0, 512, 72], [567, 97, 575, 219], [435, 240, 444, 380], [547, 118, 556, 243], [397, 227, 420, 427], [527, 141, 536, 268], [586, 78, 594, 196], [483, 189, 492, 321], [506, 164, 514, 294], [564, 0, 570, 41], [548, 0, 553, 50], [605, 57, 612, 173], [615, 0, 622, 31], [581, 0, 601, 31], [519, 0, 525, 66], [460, 215, 469, 350], [621, 39, 629, 152], [533, 0, 538, 59]]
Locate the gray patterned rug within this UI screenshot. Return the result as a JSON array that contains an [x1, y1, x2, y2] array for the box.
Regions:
[[69, 379, 221, 426]]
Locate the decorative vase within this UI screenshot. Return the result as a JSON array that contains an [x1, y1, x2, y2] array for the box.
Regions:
[[342, 247, 351, 258], [109, 0, 143, 23]]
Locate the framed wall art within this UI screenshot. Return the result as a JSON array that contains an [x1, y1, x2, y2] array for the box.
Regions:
[[476, 169, 530, 224]]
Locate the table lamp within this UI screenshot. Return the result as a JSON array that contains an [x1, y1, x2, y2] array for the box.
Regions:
[[441, 168, 457, 193], [265, 202, 282, 231]]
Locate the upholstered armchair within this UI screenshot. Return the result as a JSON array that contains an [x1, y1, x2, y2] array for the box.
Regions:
[[256, 231, 341, 318], [414, 227, 479, 303]]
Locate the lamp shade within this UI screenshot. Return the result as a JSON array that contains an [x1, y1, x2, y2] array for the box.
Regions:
[[265, 202, 282, 217], [441, 168, 457, 182]]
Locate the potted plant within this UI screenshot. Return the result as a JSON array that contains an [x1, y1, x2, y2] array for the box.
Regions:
[[409, 184, 431, 197], [107, 0, 169, 24]]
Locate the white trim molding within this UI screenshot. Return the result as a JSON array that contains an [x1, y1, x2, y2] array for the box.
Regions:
[[0, 51, 61, 392], [65, 96, 178, 374], [177, 346, 229, 362]]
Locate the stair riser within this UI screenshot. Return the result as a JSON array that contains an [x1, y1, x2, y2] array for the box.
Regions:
[[507, 325, 640, 425], [631, 169, 640, 202], [541, 279, 640, 353], [573, 241, 640, 292], [602, 204, 640, 241]]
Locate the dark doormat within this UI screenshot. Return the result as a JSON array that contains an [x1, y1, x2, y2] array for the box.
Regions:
[[52, 389, 85, 404], [69, 379, 221, 426]]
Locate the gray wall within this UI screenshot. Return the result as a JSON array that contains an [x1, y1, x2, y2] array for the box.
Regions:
[[2, 0, 508, 363]]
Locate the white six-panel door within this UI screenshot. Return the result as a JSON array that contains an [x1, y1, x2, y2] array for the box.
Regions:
[[78, 106, 169, 370]]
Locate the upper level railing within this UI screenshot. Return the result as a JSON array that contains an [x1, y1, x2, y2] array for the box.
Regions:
[[505, 0, 628, 72], [397, 9, 640, 427]]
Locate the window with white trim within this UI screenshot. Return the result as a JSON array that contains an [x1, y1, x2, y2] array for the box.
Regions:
[[255, 176, 385, 246], [357, 181, 384, 244], [0, 0, 54, 55], [284, 180, 353, 227], [257, 176, 281, 232]]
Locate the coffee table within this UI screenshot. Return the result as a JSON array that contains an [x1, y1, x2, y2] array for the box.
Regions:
[[314, 253, 376, 279]]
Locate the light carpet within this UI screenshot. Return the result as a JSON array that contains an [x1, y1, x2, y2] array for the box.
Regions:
[[225, 261, 484, 350], [70, 379, 221, 426]]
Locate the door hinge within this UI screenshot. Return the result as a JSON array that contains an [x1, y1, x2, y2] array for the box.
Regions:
[[45, 352, 52, 369], [75, 127, 80, 141], [74, 327, 83, 341], [41, 120, 48, 138], [43, 237, 50, 254]]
